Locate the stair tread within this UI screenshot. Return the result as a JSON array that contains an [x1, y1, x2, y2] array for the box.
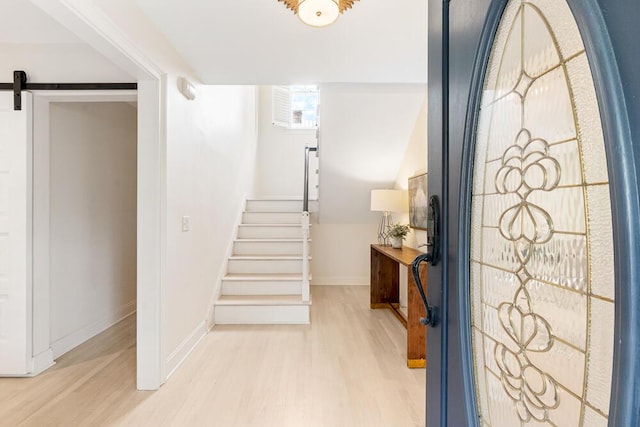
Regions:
[[216, 294, 312, 306], [246, 198, 318, 201], [232, 254, 307, 258], [238, 223, 309, 227], [234, 238, 311, 242], [244, 211, 305, 214], [223, 273, 311, 281], [229, 255, 312, 260]]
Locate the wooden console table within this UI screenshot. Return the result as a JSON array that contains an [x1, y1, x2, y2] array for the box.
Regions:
[[370, 244, 428, 368]]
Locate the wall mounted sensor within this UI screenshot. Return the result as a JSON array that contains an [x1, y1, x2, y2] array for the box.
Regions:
[[178, 77, 196, 100]]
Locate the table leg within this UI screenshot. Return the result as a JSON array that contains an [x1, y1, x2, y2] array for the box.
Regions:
[[370, 248, 399, 308], [407, 263, 427, 368]]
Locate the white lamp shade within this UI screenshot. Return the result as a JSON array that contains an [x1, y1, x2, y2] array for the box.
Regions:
[[371, 189, 405, 212], [298, 0, 340, 27]]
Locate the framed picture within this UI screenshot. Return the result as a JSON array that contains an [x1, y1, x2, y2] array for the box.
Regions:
[[408, 173, 428, 230]]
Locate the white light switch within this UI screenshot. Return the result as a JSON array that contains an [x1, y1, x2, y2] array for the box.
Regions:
[[181, 216, 190, 232]]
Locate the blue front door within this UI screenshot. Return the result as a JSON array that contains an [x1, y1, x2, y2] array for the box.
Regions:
[[425, 0, 640, 425]]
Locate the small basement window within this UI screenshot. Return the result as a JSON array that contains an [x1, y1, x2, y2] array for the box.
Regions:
[[272, 85, 319, 129]]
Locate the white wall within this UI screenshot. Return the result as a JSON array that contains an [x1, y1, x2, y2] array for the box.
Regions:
[[164, 83, 257, 370], [310, 223, 378, 285], [310, 84, 426, 285], [0, 0, 132, 83], [394, 98, 428, 250], [392, 99, 427, 312], [318, 84, 426, 223], [252, 86, 317, 199], [0, 44, 134, 83], [49, 102, 137, 357]]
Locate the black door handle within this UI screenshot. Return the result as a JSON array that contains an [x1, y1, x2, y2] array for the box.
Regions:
[[411, 195, 441, 327], [412, 253, 438, 327]]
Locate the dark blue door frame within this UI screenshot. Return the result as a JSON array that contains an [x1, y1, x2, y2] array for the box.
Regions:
[[426, 0, 640, 426]]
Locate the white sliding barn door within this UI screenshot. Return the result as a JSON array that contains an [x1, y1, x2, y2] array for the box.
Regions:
[[0, 92, 33, 375]]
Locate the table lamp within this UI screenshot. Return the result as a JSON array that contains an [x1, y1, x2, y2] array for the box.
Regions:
[[371, 189, 404, 246]]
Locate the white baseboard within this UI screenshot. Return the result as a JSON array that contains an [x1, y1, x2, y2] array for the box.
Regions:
[[30, 348, 55, 376], [311, 276, 369, 286], [206, 196, 248, 329], [1, 349, 56, 378], [165, 320, 207, 380], [50, 300, 136, 359]]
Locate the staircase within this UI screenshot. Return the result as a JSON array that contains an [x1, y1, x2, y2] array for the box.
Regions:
[[214, 199, 315, 324]]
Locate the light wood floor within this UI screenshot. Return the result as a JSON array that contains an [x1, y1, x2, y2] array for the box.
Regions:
[[0, 286, 426, 426]]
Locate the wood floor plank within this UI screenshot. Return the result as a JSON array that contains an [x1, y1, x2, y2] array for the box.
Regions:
[[0, 285, 426, 426]]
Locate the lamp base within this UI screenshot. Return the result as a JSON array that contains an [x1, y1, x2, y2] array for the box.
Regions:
[[377, 212, 393, 246]]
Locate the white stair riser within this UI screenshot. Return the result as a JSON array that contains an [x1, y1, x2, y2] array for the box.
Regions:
[[215, 305, 309, 324], [227, 259, 305, 274], [237, 226, 303, 239], [233, 241, 305, 256], [222, 281, 302, 296], [245, 200, 319, 213], [242, 212, 302, 224], [245, 200, 301, 212]]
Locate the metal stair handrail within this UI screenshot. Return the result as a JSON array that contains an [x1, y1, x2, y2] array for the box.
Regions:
[[301, 146, 317, 303]]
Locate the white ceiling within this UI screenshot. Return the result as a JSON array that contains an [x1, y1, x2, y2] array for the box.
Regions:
[[1, 0, 427, 85], [0, 0, 81, 44], [135, 0, 427, 85]]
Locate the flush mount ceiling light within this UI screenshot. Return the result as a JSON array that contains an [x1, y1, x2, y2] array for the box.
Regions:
[[278, 0, 360, 28]]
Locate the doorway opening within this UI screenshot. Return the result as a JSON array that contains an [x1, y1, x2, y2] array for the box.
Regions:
[[31, 93, 139, 374], [45, 101, 137, 360]]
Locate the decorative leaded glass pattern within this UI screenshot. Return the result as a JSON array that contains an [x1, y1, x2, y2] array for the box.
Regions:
[[470, 1, 615, 426]]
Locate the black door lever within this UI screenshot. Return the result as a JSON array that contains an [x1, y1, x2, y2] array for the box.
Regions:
[[412, 253, 438, 327], [411, 195, 441, 327]]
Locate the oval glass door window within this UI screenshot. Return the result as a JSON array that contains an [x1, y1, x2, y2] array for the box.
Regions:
[[469, 1, 615, 425]]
